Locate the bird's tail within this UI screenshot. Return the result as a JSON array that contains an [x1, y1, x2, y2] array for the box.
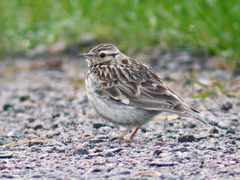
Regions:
[[192, 113, 210, 127], [186, 107, 210, 127]]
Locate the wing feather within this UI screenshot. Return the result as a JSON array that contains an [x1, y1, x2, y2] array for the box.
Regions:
[[95, 62, 209, 126]]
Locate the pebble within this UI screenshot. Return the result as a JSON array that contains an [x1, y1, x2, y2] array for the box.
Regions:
[[3, 104, 13, 111], [93, 123, 106, 129], [221, 102, 233, 112], [73, 148, 89, 155], [19, 95, 31, 102], [105, 152, 115, 157], [27, 117, 36, 123], [226, 129, 236, 134], [149, 163, 175, 167], [153, 149, 162, 156], [92, 168, 103, 173], [209, 126, 219, 134], [218, 121, 231, 129], [178, 135, 196, 142], [0, 154, 13, 159], [33, 124, 43, 130]]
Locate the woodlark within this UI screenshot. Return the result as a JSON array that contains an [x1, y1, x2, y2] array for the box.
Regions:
[[78, 44, 209, 141]]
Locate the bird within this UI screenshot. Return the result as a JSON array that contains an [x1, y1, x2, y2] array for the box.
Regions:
[[78, 43, 209, 141]]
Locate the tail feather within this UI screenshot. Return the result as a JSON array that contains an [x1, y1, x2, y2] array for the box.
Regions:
[[191, 113, 210, 127], [159, 107, 210, 126], [182, 108, 210, 126], [171, 104, 210, 126], [179, 102, 210, 126]]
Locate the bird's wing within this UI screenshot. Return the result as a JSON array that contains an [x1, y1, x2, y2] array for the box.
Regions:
[[95, 62, 209, 126]]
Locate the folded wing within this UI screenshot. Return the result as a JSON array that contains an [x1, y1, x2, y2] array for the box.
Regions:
[[96, 61, 209, 126]]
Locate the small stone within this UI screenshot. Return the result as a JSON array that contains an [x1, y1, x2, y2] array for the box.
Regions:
[[3, 104, 12, 111], [56, 147, 66, 153], [156, 134, 162, 138], [73, 148, 89, 155], [178, 135, 196, 142], [94, 149, 103, 153], [159, 153, 169, 158], [89, 139, 105, 143], [141, 128, 148, 133], [206, 147, 217, 151], [93, 123, 105, 129], [170, 147, 189, 152], [223, 148, 235, 154], [153, 149, 162, 156], [221, 102, 233, 112], [8, 131, 14, 136], [81, 134, 93, 139], [105, 152, 115, 157], [33, 124, 43, 130], [52, 113, 60, 119], [98, 126, 112, 134], [32, 175, 42, 178], [120, 171, 130, 175], [188, 122, 197, 129], [92, 168, 103, 173], [0, 154, 13, 159], [27, 117, 36, 123], [112, 148, 123, 154], [226, 129, 236, 135], [19, 95, 31, 102], [210, 127, 219, 134], [1, 174, 16, 178], [218, 121, 230, 129], [46, 149, 54, 153], [97, 136, 109, 140], [149, 163, 175, 167], [196, 136, 208, 141]]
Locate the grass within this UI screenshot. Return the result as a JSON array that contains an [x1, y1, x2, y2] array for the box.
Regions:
[[0, 0, 239, 67]]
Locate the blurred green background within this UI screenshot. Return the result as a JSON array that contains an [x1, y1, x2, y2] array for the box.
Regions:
[[0, 0, 239, 68]]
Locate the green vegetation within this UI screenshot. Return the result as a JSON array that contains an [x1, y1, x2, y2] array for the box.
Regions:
[[0, 0, 239, 66]]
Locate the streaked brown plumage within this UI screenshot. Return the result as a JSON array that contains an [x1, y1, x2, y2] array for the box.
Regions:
[[78, 44, 209, 141]]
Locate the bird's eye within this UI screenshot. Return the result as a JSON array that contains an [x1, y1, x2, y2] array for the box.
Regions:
[[100, 53, 106, 58]]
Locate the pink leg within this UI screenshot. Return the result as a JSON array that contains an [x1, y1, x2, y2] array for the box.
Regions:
[[117, 123, 135, 141], [130, 127, 139, 140]]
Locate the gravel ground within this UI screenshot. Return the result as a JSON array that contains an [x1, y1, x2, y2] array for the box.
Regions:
[[0, 54, 240, 180]]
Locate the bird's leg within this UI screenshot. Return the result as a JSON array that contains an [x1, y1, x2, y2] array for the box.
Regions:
[[130, 127, 140, 140], [117, 123, 135, 141]]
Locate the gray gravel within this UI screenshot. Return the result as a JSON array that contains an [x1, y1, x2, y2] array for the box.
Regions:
[[0, 55, 239, 180]]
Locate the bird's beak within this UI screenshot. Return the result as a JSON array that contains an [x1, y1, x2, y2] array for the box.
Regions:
[[77, 53, 94, 60]]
